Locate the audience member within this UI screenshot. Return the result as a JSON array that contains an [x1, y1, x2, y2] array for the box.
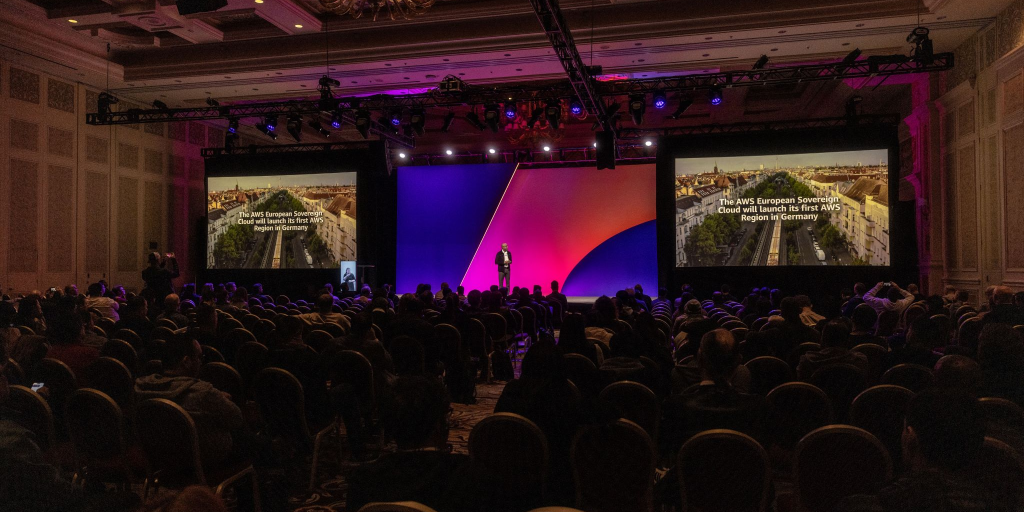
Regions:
[[156, 294, 189, 329], [83, 282, 119, 321], [141, 252, 179, 303], [976, 324, 1024, 407], [44, 302, 99, 375], [862, 281, 914, 316], [797, 318, 868, 380]]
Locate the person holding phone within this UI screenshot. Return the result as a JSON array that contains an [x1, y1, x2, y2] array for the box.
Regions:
[[142, 251, 180, 304]]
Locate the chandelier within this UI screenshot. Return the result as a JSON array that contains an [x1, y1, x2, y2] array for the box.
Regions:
[[319, 0, 435, 20]]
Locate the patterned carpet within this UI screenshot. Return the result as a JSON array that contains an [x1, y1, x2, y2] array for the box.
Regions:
[[287, 382, 506, 512]]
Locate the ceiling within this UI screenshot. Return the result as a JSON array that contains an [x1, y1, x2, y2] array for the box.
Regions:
[[0, 0, 1013, 149]]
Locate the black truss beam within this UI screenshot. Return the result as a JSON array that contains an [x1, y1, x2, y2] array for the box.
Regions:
[[398, 143, 655, 167], [86, 54, 950, 128], [201, 141, 371, 158], [616, 114, 901, 139], [529, 0, 610, 132]]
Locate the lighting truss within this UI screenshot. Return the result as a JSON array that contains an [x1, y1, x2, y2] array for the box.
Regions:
[[402, 143, 655, 168], [86, 54, 950, 132], [615, 114, 901, 139]]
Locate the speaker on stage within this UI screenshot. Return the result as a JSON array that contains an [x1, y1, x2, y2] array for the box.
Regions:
[[175, 0, 227, 15]]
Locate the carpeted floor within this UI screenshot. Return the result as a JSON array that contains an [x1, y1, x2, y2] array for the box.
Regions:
[[288, 381, 506, 512]]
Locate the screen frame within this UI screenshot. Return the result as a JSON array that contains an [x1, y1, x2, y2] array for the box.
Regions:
[[655, 124, 917, 297]]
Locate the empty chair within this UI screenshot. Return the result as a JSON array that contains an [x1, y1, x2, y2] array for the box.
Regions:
[[481, 313, 510, 348], [234, 341, 268, 392], [304, 329, 334, 353], [599, 381, 659, 440], [794, 425, 892, 512], [251, 368, 334, 491], [571, 419, 655, 512], [100, 338, 140, 376], [79, 357, 135, 412], [95, 317, 117, 337], [469, 413, 548, 511], [849, 385, 915, 472], [461, 318, 489, 380], [6, 385, 56, 451], [745, 356, 793, 395], [528, 508, 584, 512], [198, 362, 246, 405], [881, 364, 934, 392], [64, 389, 132, 488], [356, 503, 439, 512], [957, 317, 984, 352], [765, 382, 833, 451], [809, 363, 866, 422], [678, 429, 770, 512], [252, 319, 277, 345], [135, 398, 260, 507], [201, 344, 225, 363]]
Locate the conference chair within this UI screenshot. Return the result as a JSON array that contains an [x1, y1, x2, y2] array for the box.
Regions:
[[357, 503, 439, 512], [234, 341, 269, 394], [79, 356, 135, 413], [135, 398, 260, 509], [218, 317, 245, 336], [600, 381, 660, 440], [151, 326, 177, 342], [156, 318, 179, 331], [730, 327, 749, 343], [17, 325, 36, 336], [808, 363, 866, 422], [929, 314, 952, 345], [198, 362, 246, 405], [678, 429, 771, 512], [957, 316, 983, 351], [6, 384, 56, 451], [850, 343, 887, 385], [880, 364, 934, 393], [241, 314, 261, 330], [65, 389, 134, 489], [571, 419, 655, 512], [200, 344, 225, 364], [304, 329, 334, 353], [101, 338, 140, 376], [745, 356, 794, 395], [4, 357, 26, 386], [461, 317, 490, 381], [793, 425, 892, 512], [321, 322, 347, 338], [95, 317, 117, 337], [849, 385, 915, 473], [765, 382, 833, 452], [252, 319, 277, 345], [563, 353, 602, 398], [469, 413, 549, 511], [528, 508, 585, 512], [112, 328, 143, 351], [30, 357, 78, 436], [252, 368, 335, 492], [965, 437, 1024, 511], [787, 342, 821, 369]]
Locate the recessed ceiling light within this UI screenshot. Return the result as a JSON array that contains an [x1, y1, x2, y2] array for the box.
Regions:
[[702, 53, 710, 57], [842, 42, 851, 46], [778, 30, 786, 33], [855, 23, 865, 27], [255, 0, 263, 3], [504, 53, 511, 57], [294, 24, 303, 28], [638, 58, 646, 62], [770, 48, 778, 51], [68, 19, 78, 23]]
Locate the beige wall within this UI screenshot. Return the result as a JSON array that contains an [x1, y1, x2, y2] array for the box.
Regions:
[[0, 57, 225, 295], [935, 0, 1024, 298]]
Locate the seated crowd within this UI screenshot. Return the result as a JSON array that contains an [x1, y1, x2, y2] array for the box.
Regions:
[[2, 269, 1024, 512]]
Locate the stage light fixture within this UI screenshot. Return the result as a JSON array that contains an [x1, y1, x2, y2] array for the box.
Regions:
[[440, 111, 456, 133], [465, 111, 486, 131], [388, 110, 403, 126], [445, 149, 453, 156], [152, 100, 169, 110], [628, 94, 646, 125], [544, 100, 561, 130], [399, 152, 407, 159], [410, 108, 426, 135], [262, 115, 278, 132], [845, 95, 863, 118], [330, 111, 342, 129], [286, 114, 303, 141], [709, 87, 723, 106], [752, 54, 769, 70], [569, 98, 584, 116], [645, 140, 653, 147], [224, 131, 238, 150], [593, 141, 597, 147], [256, 122, 277, 140], [483, 104, 501, 133], [354, 110, 371, 139], [669, 98, 693, 119], [543, 145, 551, 152], [527, 107, 544, 129], [504, 103, 517, 119], [908, 26, 933, 64], [841, 48, 862, 67], [206, 97, 220, 107], [309, 118, 330, 137], [488, 148, 496, 154], [97, 92, 119, 121], [227, 118, 239, 134], [652, 91, 667, 110]]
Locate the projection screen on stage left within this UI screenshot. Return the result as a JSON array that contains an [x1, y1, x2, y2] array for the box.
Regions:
[[396, 163, 657, 296]]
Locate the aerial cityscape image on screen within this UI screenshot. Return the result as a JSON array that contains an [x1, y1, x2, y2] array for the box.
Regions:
[[675, 149, 889, 267], [207, 172, 356, 270]]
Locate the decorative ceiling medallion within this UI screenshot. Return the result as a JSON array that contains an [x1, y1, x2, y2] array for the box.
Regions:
[[319, 0, 435, 21]]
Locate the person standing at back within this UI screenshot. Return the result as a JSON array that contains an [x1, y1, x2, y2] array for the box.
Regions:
[[142, 252, 179, 304]]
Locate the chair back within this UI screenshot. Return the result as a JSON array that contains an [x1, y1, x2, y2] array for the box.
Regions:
[[4, 357, 26, 386], [469, 413, 548, 506], [678, 429, 770, 512], [79, 357, 135, 411], [6, 385, 55, 450], [156, 318, 179, 331], [880, 363, 934, 392], [112, 328, 143, 350], [849, 385, 914, 471], [304, 330, 334, 353], [151, 326, 176, 342], [563, 353, 602, 397], [65, 389, 127, 466], [787, 342, 821, 368], [808, 363, 866, 422], [330, 350, 376, 413], [744, 356, 793, 395], [730, 327, 749, 342], [599, 381, 659, 439], [201, 344, 225, 364], [198, 362, 246, 405], [252, 368, 313, 448], [356, 502, 439, 512], [964, 437, 1024, 512], [794, 425, 892, 512], [572, 419, 655, 512], [100, 338, 140, 376], [242, 314, 261, 330], [929, 314, 952, 345], [850, 343, 886, 384], [321, 322, 347, 338], [29, 357, 78, 432], [957, 316, 984, 351], [96, 317, 117, 337], [765, 382, 833, 450], [481, 313, 508, 344], [218, 317, 245, 336], [135, 398, 205, 486], [17, 325, 36, 336], [252, 319, 277, 345]]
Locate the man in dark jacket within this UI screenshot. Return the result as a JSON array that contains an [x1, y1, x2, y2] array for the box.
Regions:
[[141, 252, 179, 304], [495, 243, 511, 289], [134, 333, 243, 467]]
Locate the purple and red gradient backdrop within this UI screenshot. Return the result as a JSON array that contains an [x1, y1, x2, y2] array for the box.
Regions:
[[397, 163, 657, 296]]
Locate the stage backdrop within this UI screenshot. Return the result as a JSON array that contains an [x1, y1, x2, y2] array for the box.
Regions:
[[397, 163, 657, 296]]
